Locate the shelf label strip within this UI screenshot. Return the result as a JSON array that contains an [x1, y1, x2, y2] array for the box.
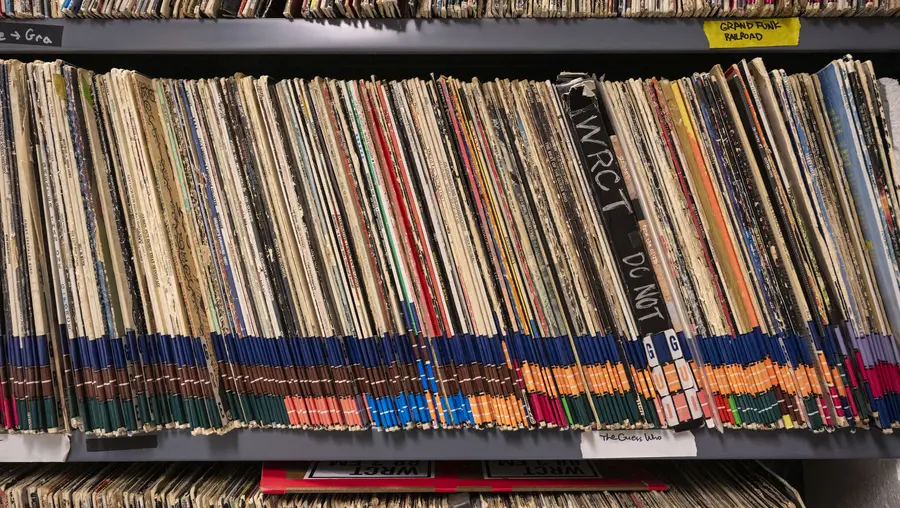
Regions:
[[0, 22, 62, 47], [0, 434, 70, 462], [580, 430, 697, 458]]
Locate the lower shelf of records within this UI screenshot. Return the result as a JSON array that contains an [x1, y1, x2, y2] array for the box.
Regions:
[[0, 54, 899, 438], [0, 461, 803, 507]]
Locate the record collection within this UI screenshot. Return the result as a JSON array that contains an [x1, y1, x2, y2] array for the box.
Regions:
[[6, 0, 900, 19], [0, 55, 899, 438], [0, 461, 804, 507]]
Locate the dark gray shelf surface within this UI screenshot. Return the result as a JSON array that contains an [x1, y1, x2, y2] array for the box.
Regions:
[[67, 428, 900, 461], [0, 18, 898, 53]]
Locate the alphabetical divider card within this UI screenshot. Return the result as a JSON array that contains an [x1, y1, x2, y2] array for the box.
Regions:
[[703, 18, 800, 49]]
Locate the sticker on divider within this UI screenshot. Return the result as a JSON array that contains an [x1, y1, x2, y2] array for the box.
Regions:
[[580, 430, 697, 458], [0, 434, 70, 462], [703, 18, 800, 49], [483, 460, 600, 479], [305, 461, 434, 479]]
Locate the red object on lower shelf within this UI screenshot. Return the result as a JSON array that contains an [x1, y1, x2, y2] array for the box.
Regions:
[[261, 460, 668, 494]]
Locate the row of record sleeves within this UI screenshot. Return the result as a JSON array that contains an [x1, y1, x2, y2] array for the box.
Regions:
[[6, 0, 900, 19], [0, 54, 899, 438], [0, 461, 803, 507]]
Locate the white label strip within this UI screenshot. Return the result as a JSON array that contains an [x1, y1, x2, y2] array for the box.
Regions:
[[0, 434, 70, 462], [580, 430, 697, 458]]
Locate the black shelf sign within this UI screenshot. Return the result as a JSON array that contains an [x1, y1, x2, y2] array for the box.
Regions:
[[0, 22, 62, 47], [85, 434, 159, 452]]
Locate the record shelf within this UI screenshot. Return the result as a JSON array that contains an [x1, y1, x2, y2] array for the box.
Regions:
[[0, 17, 895, 54], [1, 15, 900, 476], [2, 428, 899, 462], [58, 428, 900, 462]]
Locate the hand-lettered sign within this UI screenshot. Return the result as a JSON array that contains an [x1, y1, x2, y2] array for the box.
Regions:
[[703, 18, 800, 49], [0, 22, 62, 47]]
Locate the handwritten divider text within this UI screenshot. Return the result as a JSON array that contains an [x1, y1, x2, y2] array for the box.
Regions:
[[703, 18, 801, 49], [0, 22, 63, 47]]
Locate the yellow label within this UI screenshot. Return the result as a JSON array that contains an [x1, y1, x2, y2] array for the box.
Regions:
[[703, 18, 800, 49]]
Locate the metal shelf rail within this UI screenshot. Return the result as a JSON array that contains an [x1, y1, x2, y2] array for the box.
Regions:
[[0, 18, 897, 54], [63, 428, 900, 461]]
